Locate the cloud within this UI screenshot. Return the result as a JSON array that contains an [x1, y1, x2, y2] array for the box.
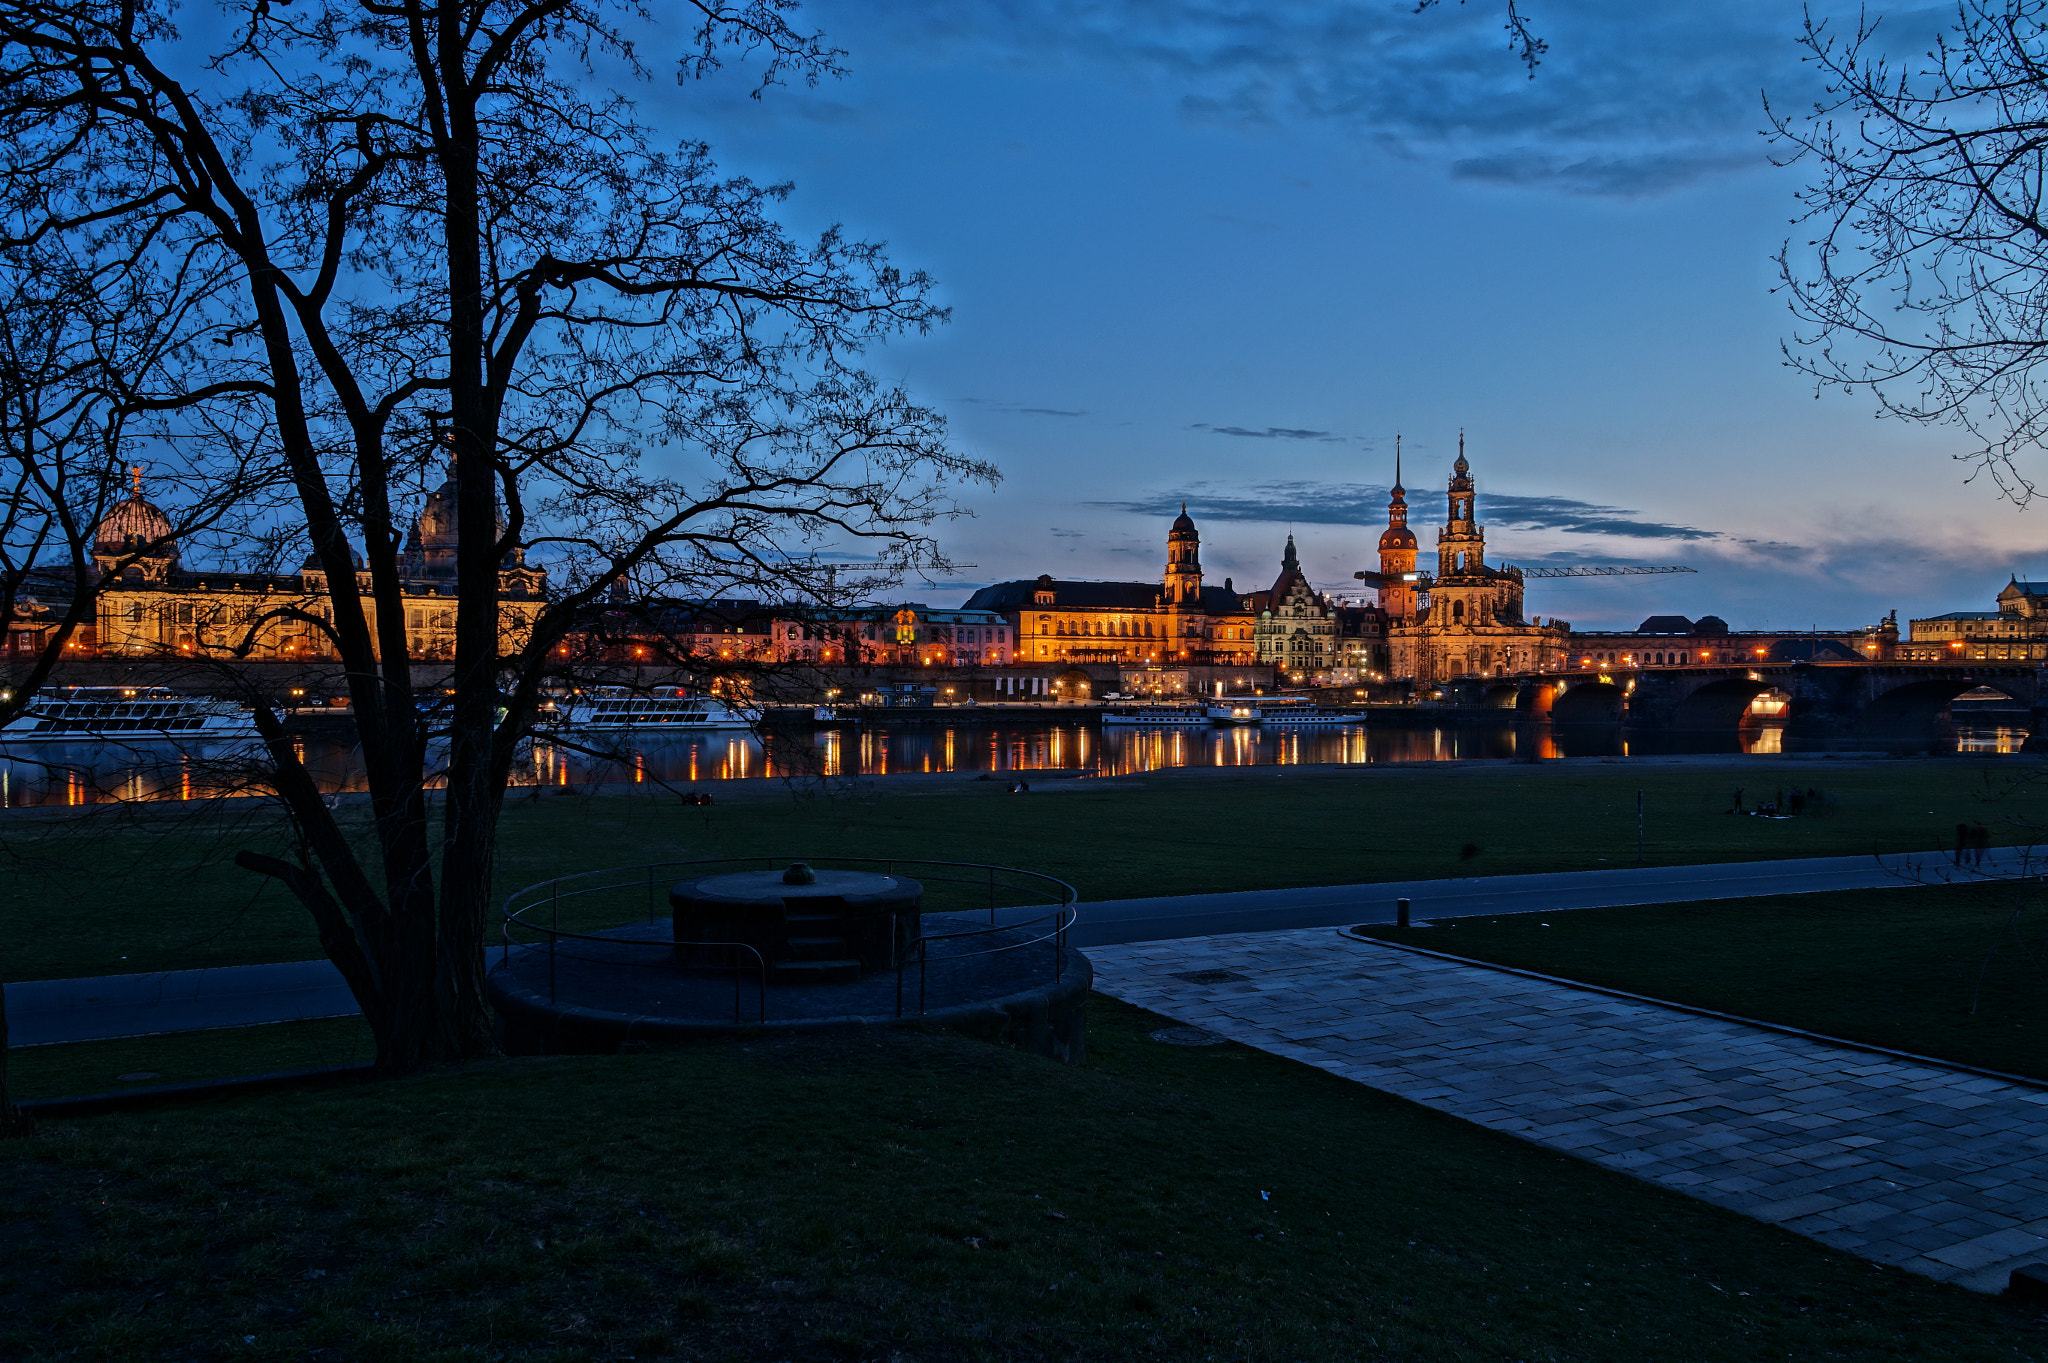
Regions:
[[960, 397, 1088, 417], [1092, 480, 1718, 541], [1049, 527, 1084, 538], [842, 0, 1915, 196], [1192, 422, 1346, 442]]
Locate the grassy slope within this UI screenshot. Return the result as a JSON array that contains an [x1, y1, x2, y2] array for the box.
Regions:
[[2, 998, 2043, 1363], [9, 758, 2048, 981], [7, 1016, 376, 1103], [1358, 881, 2048, 1079]]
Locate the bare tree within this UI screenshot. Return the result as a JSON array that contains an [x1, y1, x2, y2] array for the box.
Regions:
[[0, 0, 992, 1074], [1774, 1, 2048, 503]]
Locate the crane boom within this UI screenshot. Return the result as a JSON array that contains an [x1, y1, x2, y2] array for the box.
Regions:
[[1352, 564, 1693, 588], [1516, 565, 1695, 579]]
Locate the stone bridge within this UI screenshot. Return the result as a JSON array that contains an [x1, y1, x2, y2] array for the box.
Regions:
[[1447, 662, 2047, 745]]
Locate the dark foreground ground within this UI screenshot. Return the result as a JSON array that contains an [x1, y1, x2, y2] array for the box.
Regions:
[[3, 998, 2045, 1363]]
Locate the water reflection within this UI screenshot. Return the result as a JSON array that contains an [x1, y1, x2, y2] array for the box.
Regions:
[[0, 717, 2020, 807]]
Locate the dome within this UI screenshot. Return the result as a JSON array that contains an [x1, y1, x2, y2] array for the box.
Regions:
[[1169, 503, 1197, 538], [301, 545, 366, 572], [1379, 525, 1417, 551], [93, 481, 175, 559]]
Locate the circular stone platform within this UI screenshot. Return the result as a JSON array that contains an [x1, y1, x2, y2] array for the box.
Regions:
[[489, 910, 1089, 1062]]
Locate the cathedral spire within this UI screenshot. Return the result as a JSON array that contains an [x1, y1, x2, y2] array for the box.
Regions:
[[1454, 428, 1468, 476], [1282, 533, 1298, 571], [1392, 436, 1404, 496]]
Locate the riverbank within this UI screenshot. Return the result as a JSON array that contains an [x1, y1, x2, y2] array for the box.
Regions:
[[5, 757, 2042, 982]]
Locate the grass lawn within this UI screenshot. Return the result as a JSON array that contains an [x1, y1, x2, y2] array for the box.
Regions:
[[2, 996, 2043, 1362], [1357, 880, 2048, 1079], [6, 1015, 376, 1103], [9, 758, 2048, 982]]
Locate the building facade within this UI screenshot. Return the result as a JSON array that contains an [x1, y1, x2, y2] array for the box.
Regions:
[[1903, 580, 2048, 661], [83, 465, 546, 661], [1252, 535, 1390, 683], [965, 509, 1257, 665], [1386, 440, 1570, 682]]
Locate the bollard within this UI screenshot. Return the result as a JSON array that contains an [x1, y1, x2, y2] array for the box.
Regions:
[[1397, 897, 1411, 929]]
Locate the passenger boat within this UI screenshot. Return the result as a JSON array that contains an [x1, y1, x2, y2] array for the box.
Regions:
[[1258, 702, 1369, 726], [1205, 701, 1263, 726], [546, 687, 756, 732], [0, 687, 258, 742], [1100, 703, 1210, 726]]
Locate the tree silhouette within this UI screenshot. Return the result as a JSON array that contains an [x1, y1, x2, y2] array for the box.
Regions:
[[0, 0, 991, 1073]]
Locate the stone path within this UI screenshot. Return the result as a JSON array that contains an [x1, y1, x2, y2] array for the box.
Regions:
[[1089, 929, 2048, 1294]]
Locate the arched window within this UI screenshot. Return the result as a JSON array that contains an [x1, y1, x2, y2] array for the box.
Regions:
[[1452, 600, 1465, 622]]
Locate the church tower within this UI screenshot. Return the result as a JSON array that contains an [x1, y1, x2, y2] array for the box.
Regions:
[[1377, 436, 1418, 621], [1163, 504, 1203, 606], [1436, 431, 1485, 580]]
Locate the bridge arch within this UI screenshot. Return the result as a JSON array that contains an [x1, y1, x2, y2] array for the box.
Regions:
[[1861, 677, 2027, 737], [1481, 682, 1522, 710], [1672, 677, 1784, 731], [1550, 680, 1624, 724]]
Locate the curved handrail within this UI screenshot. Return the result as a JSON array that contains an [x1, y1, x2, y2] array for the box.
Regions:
[[497, 856, 1082, 1025]]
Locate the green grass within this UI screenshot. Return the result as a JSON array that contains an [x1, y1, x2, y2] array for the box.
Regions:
[[2, 997, 2042, 1362], [1358, 881, 2048, 1079], [6, 1016, 374, 1103], [9, 759, 2048, 982]]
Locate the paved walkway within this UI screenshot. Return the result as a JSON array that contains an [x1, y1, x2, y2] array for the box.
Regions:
[[1069, 846, 2024, 945], [9, 848, 2026, 1046], [1090, 929, 2048, 1295]]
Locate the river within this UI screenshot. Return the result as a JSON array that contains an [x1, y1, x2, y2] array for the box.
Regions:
[[0, 718, 2027, 808]]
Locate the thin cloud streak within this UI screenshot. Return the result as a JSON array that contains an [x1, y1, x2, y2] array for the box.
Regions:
[[1092, 480, 1720, 541]]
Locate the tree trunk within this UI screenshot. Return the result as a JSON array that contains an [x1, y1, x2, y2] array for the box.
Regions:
[[0, 976, 27, 1137]]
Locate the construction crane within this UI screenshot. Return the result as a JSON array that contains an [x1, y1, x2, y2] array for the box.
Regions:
[[1517, 564, 1695, 579], [1350, 564, 1693, 588]]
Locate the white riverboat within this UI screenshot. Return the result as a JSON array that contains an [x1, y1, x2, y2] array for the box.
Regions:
[[1100, 703, 1210, 726], [546, 687, 756, 732], [1259, 703, 1370, 727], [0, 687, 258, 743], [1205, 701, 1263, 726]]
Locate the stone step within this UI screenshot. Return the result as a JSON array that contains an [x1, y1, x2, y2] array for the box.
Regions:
[[772, 958, 861, 985], [785, 936, 849, 960]]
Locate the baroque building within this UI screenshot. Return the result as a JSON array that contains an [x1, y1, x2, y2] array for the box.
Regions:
[[966, 508, 1256, 665], [1387, 438, 1569, 682], [79, 464, 546, 660], [1252, 535, 1390, 682]]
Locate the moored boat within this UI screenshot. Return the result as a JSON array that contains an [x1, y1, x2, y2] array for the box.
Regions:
[[1101, 703, 1210, 726], [545, 687, 756, 732], [1205, 701, 1263, 726], [1259, 703, 1369, 726], [0, 687, 258, 743]]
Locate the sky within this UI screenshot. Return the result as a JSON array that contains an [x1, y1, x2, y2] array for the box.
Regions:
[[639, 0, 2034, 632]]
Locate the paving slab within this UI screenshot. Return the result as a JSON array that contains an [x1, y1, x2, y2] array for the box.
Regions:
[[1088, 928, 2048, 1295]]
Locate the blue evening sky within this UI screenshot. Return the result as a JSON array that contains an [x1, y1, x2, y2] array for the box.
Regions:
[[651, 0, 2022, 631]]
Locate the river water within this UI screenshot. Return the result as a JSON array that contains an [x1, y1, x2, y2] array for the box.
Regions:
[[0, 718, 2028, 808]]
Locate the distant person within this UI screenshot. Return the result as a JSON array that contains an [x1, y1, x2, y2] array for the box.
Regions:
[[1731, 788, 1744, 814], [1971, 822, 1991, 867], [1956, 822, 1971, 866]]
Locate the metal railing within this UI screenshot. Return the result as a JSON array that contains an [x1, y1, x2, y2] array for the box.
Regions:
[[497, 856, 1079, 1024]]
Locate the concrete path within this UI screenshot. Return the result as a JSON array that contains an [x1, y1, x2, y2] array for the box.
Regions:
[[1090, 928, 2048, 1295], [7, 960, 357, 1047], [1068, 846, 2023, 946], [8, 847, 2026, 1046]]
